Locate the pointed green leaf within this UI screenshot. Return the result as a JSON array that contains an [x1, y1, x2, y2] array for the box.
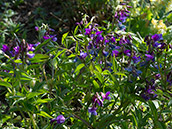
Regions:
[[34, 38, 52, 52], [93, 80, 99, 89], [53, 49, 66, 59], [94, 70, 103, 83], [62, 32, 69, 46], [38, 111, 53, 118], [74, 63, 85, 74], [0, 81, 12, 88]]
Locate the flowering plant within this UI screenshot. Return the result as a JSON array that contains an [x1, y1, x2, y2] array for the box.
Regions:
[[0, 1, 172, 129]]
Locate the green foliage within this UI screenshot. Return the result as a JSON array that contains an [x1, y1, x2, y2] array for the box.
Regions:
[[0, 0, 172, 129]]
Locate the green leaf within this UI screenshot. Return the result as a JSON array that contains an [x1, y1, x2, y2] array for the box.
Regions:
[[2, 115, 11, 124], [61, 32, 69, 47], [155, 121, 166, 129], [89, 63, 94, 74], [112, 57, 118, 73], [34, 38, 52, 52], [29, 54, 49, 63], [74, 26, 78, 35], [131, 112, 138, 127], [95, 65, 102, 73], [149, 100, 158, 121], [93, 80, 99, 89], [0, 72, 12, 78], [26, 92, 43, 100], [20, 72, 35, 81], [94, 70, 103, 83], [37, 111, 53, 118], [74, 63, 85, 75], [14, 58, 22, 63], [115, 72, 126, 78], [53, 49, 66, 59], [34, 98, 53, 104], [0, 81, 12, 88], [75, 41, 79, 53]]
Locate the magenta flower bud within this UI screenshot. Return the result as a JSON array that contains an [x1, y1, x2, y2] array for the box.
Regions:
[[35, 26, 39, 31], [112, 50, 119, 57], [27, 44, 35, 51], [2, 45, 9, 52], [50, 115, 65, 124], [14, 46, 20, 55], [101, 91, 111, 101], [43, 35, 50, 40], [84, 28, 91, 35]]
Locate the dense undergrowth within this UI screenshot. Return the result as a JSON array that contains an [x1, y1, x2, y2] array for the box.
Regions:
[[0, 0, 172, 129]]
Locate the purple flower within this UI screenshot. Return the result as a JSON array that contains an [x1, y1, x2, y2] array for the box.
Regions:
[[112, 50, 119, 57], [84, 28, 91, 35], [114, 12, 118, 18], [132, 55, 140, 64], [147, 88, 155, 94], [110, 37, 116, 43], [95, 31, 103, 35], [43, 35, 50, 40], [103, 50, 109, 57], [119, 37, 127, 44], [104, 39, 109, 45], [153, 42, 161, 47], [141, 88, 157, 101], [34, 42, 40, 47], [124, 49, 131, 56], [145, 54, 154, 61], [27, 44, 35, 51], [88, 106, 97, 115], [92, 94, 103, 107], [2, 45, 9, 52], [50, 35, 57, 42], [14, 46, 20, 55], [96, 33, 104, 43], [155, 73, 161, 79], [101, 91, 111, 101], [52, 37, 57, 42], [141, 94, 150, 101], [35, 26, 39, 31], [27, 52, 35, 58], [79, 52, 87, 59], [125, 66, 142, 77], [51, 115, 65, 124], [49, 28, 55, 32], [141, 79, 158, 101], [151, 34, 163, 42]]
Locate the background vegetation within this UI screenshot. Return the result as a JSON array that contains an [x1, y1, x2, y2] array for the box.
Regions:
[[0, 0, 172, 129]]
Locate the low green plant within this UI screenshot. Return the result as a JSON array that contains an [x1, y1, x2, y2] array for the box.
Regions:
[[0, 1, 172, 129]]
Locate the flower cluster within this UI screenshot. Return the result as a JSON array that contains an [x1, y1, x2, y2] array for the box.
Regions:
[[141, 79, 158, 101], [35, 25, 57, 42], [114, 3, 131, 24], [143, 34, 165, 62], [1, 40, 39, 61], [88, 91, 111, 115]]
